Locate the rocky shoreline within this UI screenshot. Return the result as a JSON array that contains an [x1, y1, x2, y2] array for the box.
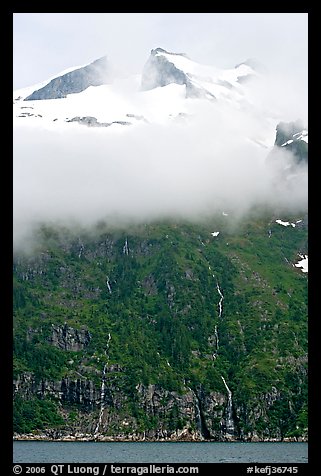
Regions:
[[13, 432, 308, 443]]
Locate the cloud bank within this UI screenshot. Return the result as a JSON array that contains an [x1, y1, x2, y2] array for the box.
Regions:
[[13, 81, 308, 250]]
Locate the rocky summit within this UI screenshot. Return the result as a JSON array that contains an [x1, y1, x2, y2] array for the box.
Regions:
[[25, 56, 112, 101]]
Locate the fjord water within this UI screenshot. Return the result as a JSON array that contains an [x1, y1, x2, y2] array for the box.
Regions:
[[13, 441, 308, 463]]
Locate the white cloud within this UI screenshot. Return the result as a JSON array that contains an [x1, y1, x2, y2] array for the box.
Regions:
[[13, 78, 307, 250], [13, 13, 308, 249]]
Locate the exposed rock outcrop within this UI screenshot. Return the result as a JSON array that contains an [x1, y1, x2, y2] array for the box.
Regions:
[[267, 120, 308, 165], [66, 116, 131, 127], [141, 48, 215, 100], [49, 324, 91, 351], [14, 371, 306, 441], [141, 48, 188, 91], [12, 374, 234, 440], [25, 56, 112, 101]]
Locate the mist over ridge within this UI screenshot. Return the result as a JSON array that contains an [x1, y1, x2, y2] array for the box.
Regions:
[[13, 47, 308, 250]]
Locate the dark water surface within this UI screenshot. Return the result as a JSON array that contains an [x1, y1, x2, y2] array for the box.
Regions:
[[13, 441, 308, 463]]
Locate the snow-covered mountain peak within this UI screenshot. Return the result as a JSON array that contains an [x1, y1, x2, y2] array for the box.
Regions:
[[152, 48, 217, 79], [22, 56, 112, 101], [12, 47, 283, 145], [151, 47, 189, 58], [141, 47, 259, 101]]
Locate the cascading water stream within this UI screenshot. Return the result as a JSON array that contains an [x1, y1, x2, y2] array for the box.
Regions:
[[95, 333, 112, 435], [216, 281, 224, 319], [123, 237, 129, 255], [221, 376, 235, 435], [208, 262, 235, 436], [106, 276, 112, 294]]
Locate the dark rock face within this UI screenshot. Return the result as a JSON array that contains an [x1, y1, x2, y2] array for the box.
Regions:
[[13, 372, 300, 441], [25, 56, 112, 101], [275, 120, 305, 147], [67, 116, 101, 126], [142, 274, 158, 296], [12, 374, 229, 440], [141, 49, 188, 91], [275, 120, 308, 163], [13, 373, 64, 401], [13, 373, 100, 410], [141, 48, 215, 100], [194, 386, 227, 439], [60, 378, 101, 408], [266, 120, 308, 173], [50, 324, 91, 351], [66, 116, 131, 127]]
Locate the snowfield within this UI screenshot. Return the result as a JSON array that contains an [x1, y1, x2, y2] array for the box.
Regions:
[[294, 254, 308, 273], [12, 51, 262, 134], [13, 79, 188, 129], [281, 130, 308, 146], [276, 220, 296, 228]]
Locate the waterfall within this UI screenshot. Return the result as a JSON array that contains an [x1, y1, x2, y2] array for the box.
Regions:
[[206, 259, 235, 438], [214, 325, 219, 352], [211, 270, 224, 318], [106, 276, 112, 294], [123, 238, 129, 255], [94, 362, 107, 435], [221, 376, 235, 436], [189, 387, 210, 439], [216, 281, 224, 319], [207, 268, 223, 358], [95, 333, 112, 435], [78, 244, 84, 259]]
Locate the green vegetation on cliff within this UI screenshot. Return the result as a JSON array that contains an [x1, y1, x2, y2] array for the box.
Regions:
[[13, 210, 308, 440]]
